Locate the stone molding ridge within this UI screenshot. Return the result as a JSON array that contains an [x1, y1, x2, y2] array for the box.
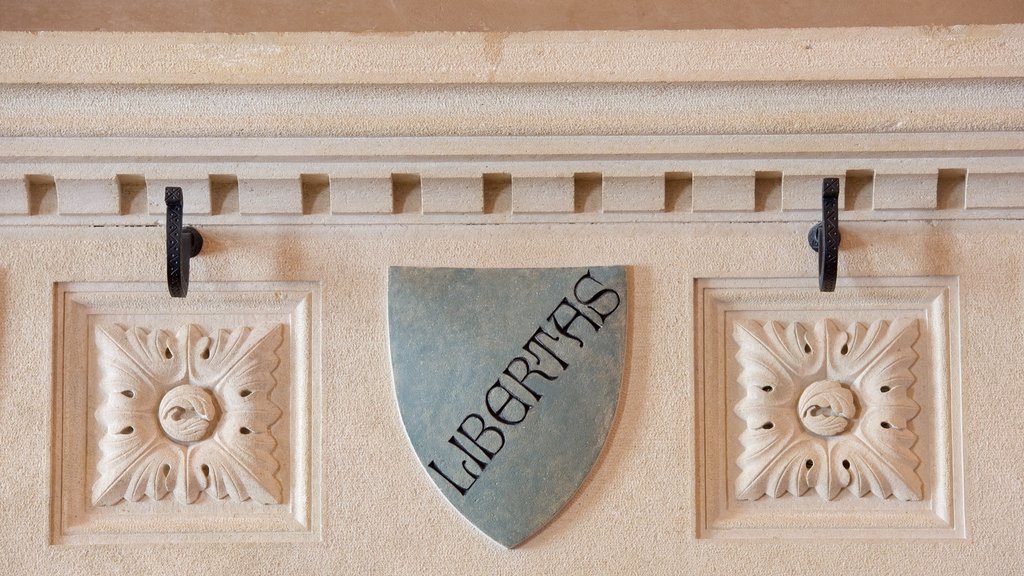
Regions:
[[3, 80, 1022, 138], [0, 134, 1022, 225], [1, 25, 1023, 85]]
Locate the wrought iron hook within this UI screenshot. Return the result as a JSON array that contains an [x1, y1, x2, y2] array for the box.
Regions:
[[166, 187, 204, 298], [807, 178, 841, 292]]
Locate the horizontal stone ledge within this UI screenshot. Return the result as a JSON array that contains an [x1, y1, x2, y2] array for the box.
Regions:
[[3, 208, 1024, 227], [3, 133, 1024, 159], [3, 79, 1024, 138], [1, 26, 1022, 85]]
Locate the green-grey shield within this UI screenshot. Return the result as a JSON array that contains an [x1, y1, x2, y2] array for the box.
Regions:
[[388, 266, 627, 547]]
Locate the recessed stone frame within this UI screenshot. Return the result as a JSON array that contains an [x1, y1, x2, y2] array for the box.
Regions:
[[51, 282, 320, 544], [695, 277, 964, 539]]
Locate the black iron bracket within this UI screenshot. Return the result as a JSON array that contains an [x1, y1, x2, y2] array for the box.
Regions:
[[807, 177, 841, 292], [166, 187, 204, 298]]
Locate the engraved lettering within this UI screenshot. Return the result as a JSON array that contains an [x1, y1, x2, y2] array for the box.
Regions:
[[548, 297, 601, 346], [573, 270, 621, 324], [448, 435, 489, 469], [428, 460, 478, 496], [486, 380, 533, 425], [433, 269, 622, 496], [501, 357, 548, 401], [456, 414, 505, 459], [523, 326, 569, 370]]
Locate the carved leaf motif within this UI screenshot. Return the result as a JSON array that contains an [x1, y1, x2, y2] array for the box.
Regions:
[[733, 318, 924, 502], [827, 318, 919, 399], [92, 323, 284, 506], [834, 409, 923, 500], [92, 416, 184, 505], [734, 320, 825, 406], [184, 324, 284, 503], [94, 325, 187, 406], [187, 414, 282, 504], [188, 324, 283, 420], [93, 325, 187, 505], [735, 416, 824, 500]]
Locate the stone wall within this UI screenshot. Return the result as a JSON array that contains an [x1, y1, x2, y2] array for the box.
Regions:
[[0, 26, 1022, 574]]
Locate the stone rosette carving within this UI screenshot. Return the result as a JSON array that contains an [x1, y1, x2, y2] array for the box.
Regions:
[[92, 323, 285, 506], [733, 318, 923, 501]]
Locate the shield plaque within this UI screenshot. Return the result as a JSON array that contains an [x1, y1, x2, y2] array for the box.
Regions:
[[388, 266, 627, 547]]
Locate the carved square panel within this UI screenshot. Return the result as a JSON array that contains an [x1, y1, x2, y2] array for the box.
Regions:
[[51, 282, 320, 544], [695, 277, 963, 539]]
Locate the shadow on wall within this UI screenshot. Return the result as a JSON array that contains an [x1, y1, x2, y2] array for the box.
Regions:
[[2, 0, 1024, 32]]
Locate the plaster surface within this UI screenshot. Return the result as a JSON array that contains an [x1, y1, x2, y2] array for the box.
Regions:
[[0, 21, 1021, 575], [2, 26, 1023, 85], [0, 220, 1019, 573]]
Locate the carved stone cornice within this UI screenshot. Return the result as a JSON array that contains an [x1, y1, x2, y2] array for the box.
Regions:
[[0, 27, 1021, 224]]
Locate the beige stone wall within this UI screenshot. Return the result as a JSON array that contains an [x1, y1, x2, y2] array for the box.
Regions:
[[3, 222, 1017, 572], [0, 26, 1022, 574], [3, 27, 1023, 84]]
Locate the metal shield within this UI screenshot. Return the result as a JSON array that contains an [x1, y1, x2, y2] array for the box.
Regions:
[[388, 266, 627, 547]]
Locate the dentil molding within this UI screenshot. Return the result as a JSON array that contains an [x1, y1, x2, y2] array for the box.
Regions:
[[0, 133, 1022, 226], [0, 27, 1022, 226]]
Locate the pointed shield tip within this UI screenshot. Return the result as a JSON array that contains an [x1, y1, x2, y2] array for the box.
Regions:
[[389, 266, 627, 546]]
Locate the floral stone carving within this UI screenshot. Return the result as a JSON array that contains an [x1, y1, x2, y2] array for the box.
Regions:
[[92, 323, 285, 506], [733, 318, 923, 501]]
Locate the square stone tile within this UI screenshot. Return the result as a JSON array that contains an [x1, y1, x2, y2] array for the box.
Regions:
[[695, 277, 963, 539], [52, 282, 320, 544]]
